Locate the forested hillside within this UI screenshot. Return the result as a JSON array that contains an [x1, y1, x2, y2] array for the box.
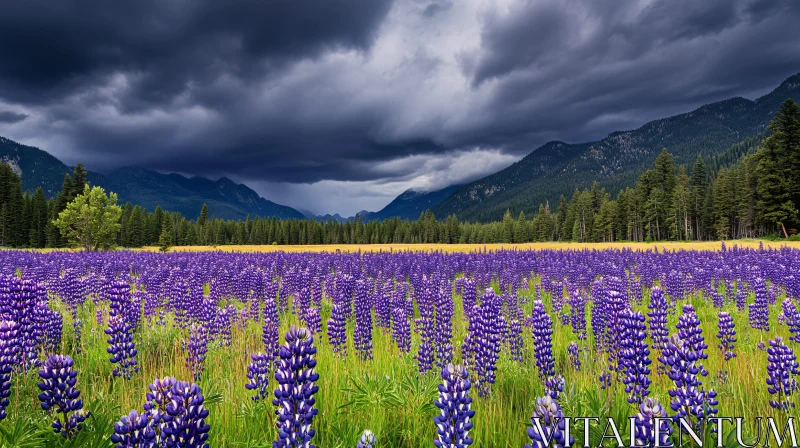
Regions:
[[0, 137, 303, 220], [433, 73, 800, 222]]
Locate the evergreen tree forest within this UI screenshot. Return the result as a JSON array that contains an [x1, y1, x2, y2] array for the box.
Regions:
[[1, 99, 799, 248]]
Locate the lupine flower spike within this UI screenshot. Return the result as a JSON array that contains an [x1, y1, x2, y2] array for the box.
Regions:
[[433, 364, 475, 448], [273, 326, 320, 448], [37, 355, 90, 439]]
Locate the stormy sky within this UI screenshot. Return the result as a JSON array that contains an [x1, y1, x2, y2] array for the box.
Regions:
[[1, 0, 799, 216]]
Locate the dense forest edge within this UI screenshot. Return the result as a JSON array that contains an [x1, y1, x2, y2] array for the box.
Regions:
[[1, 99, 799, 249]]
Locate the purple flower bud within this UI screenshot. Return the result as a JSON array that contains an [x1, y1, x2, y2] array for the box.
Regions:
[[531, 300, 555, 379], [716, 312, 736, 361], [782, 299, 800, 344], [632, 398, 673, 448], [0, 321, 19, 421], [567, 342, 580, 372], [357, 430, 376, 448], [749, 278, 770, 332], [766, 336, 799, 411], [619, 310, 651, 404], [525, 395, 573, 448], [273, 326, 319, 448], [162, 380, 211, 447], [185, 324, 209, 382], [106, 314, 139, 379], [245, 352, 271, 401], [647, 287, 669, 352], [434, 364, 475, 448], [354, 280, 373, 361], [37, 355, 90, 439], [111, 410, 156, 448]]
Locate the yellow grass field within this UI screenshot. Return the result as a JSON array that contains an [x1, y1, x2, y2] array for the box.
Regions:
[[139, 239, 800, 253]]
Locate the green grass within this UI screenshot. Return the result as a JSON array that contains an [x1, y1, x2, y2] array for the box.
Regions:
[[1, 281, 795, 447]]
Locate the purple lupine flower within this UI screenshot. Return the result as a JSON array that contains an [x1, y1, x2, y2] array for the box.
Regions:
[[433, 364, 475, 448], [185, 324, 209, 382], [108, 280, 132, 319], [97, 309, 105, 327], [676, 304, 709, 365], [749, 278, 770, 332], [619, 309, 651, 404], [162, 380, 211, 448], [766, 336, 799, 411], [716, 312, 737, 361], [262, 315, 280, 362], [273, 326, 319, 448], [375, 283, 392, 332], [357, 430, 376, 448], [531, 300, 555, 379], [105, 314, 139, 379], [460, 279, 477, 320], [782, 299, 800, 344], [735, 286, 746, 312], [415, 284, 437, 375], [659, 333, 716, 429], [468, 290, 502, 397], [711, 293, 724, 309], [37, 355, 90, 439], [41, 307, 63, 354], [629, 276, 643, 306], [544, 375, 565, 401], [391, 305, 411, 353], [327, 297, 348, 357], [508, 309, 525, 363], [632, 398, 673, 448], [567, 342, 580, 372], [435, 286, 454, 369], [245, 352, 271, 402], [647, 287, 669, 352], [305, 305, 321, 336], [0, 321, 19, 421], [525, 395, 574, 448], [143, 376, 177, 441], [569, 290, 586, 341], [111, 410, 157, 448], [354, 280, 373, 361], [4, 277, 40, 370]]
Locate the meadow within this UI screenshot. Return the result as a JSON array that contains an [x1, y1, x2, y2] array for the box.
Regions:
[[0, 244, 798, 447], [142, 240, 800, 253]]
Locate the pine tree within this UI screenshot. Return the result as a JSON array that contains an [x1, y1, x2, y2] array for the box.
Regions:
[[128, 206, 145, 247], [501, 209, 514, 243], [690, 155, 708, 240], [672, 165, 692, 240], [198, 203, 209, 227], [69, 163, 88, 201], [158, 216, 174, 252], [28, 187, 48, 248], [768, 100, 800, 211], [514, 211, 527, 243]]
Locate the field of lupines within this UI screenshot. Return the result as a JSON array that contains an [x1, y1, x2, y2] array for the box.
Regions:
[[0, 243, 799, 447]]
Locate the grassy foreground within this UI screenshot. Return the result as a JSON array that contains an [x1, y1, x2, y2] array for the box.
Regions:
[[2, 276, 791, 447]]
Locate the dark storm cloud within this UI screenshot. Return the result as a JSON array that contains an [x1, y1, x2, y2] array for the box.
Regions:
[[0, 0, 394, 106], [0, 0, 799, 213], [0, 111, 28, 124], [461, 0, 800, 149]]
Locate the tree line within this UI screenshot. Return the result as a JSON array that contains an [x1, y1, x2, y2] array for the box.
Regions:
[[1, 99, 798, 249]]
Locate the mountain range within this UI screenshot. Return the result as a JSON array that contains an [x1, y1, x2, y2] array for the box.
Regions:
[[0, 136, 303, 220], [2, 73, 799, 223], [431, 74, 800, 221]]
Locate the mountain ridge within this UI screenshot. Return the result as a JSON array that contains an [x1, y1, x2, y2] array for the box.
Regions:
[[0, 137, 304, 220], [432, 72, 800, 221]]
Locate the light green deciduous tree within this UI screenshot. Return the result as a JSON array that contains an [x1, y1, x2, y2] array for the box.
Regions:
[[53, 185, 122, 251]]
